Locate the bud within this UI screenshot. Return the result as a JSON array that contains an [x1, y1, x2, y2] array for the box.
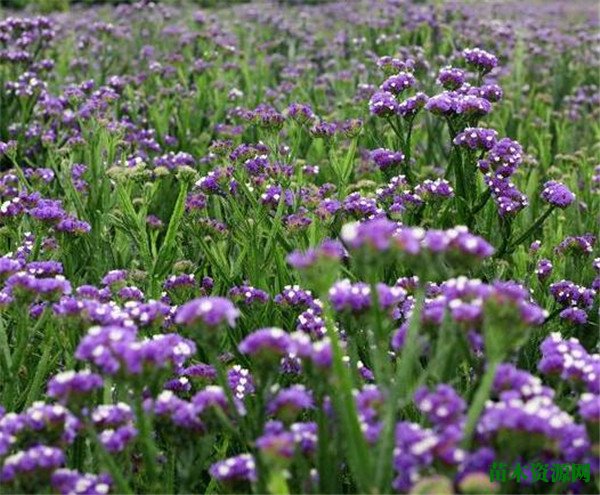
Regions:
[[409, 475, 453, 495], [458, 473, 500, 494]]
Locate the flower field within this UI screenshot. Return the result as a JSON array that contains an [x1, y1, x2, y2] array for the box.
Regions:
[[0, 0, 598, 493]]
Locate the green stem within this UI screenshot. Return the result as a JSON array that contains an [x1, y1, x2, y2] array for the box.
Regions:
[[86, 422, 133, 494], [133, 394, 160, 491], [321, 303, 373, 492], [376, 288, 425, 492], [23, 327, 54, 408], [462, 360, 500, 449], [509, 206, 556, 250]]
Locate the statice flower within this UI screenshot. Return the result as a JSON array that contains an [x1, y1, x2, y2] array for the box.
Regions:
[[493, 363, 555, 400], [74, 325, 138, 375], [267, 385, 314, 419], [228, 365, 255, 400], [555, 234, 596, 255], [286, 103, 315, 124], [296, 308, 326, 339], [355, 385, 384, 444], [239, 328, 292, 360], [454, 94, 492, 116], [578, 393, 599, 423], [286, 239, 345, 269], [453, 127, 498, 151], [538, 333, 599, 393], [478, 83, 504, 102], [1, 445, 64, 483], [369, 91, 399, 117], [101, 270, 127, 287], [150, 391, 203, 431], [541, 180, 576, 208], [397, 92, 428, 117], [484, 175, 528, 216], [437, 67, 466, 90], [370, 148, 405, 170], [328, 280, 405, 313], [478, 138, 523, 176], [413, 179, 454, 199], [29, 199, 66, 224], [425, 92, 455, 116], [91, 404, 133, 430], [209, 454, 256, 483], [559, 307, 589, 325], [340, 217, 399, 251], [549, 280, 595, 308], [477, 394, 589, 462], [47, 370, 103, 405], [536, 259, 553, 281], [228, 283, 269, 305], [51, 468, 111, 495], [273, 285, 314, 308], [290, 421, 318, 455], [414, 385, 466, 428], [5, 272, 72, 301], [463, 48, 498, 73], [99, 424, 138, 453], [380, 71, 416, 95], [255, 421, 295, 459], [392, 422, 439, 491], [175, 297, 240, 328]]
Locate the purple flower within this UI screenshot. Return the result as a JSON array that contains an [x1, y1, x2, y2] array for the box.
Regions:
[[555, 234, 596, 255], [398, 92, 428, 118], [536, 259, 553, 281], [369, 91, 399, 117], [239, 328, 292, 360], [463, 48, 498, 73], [453, 127, 498, 151], [380, 72, 416, 95], [370, 148, 405, 170], [209, 454, 256, 483], [91, 404, 133, 429], [256, 422, 295, 459], [538, 333, 599, 393], [340, 218, 399, 251], [286, 103, 315, 124], [1, 445, 65, 483], [51, 468, 112, 495], [549, 280, 595, 308], [47, 370, 103, 405], [493, 363, 555, 401], [559, 307, 589, 325], [175, 297, 240, 328], [290, 421, 318, 454], [578, 393, 599, 423], [413, 179, 454, 199], [286, 239, 345, 269], [541, 180, 576, 208], [479, 138, 523, 177], [414, 385, 466, 428], [328, 280, 395, 313], [98, 424, 137, 453], [437, 67, 465, 90], [484, 175, 528, 217], [101, 270, 127, 287], [228, 365, 255, 400], [273, 285, 315, 308], [477, 394, 589, 463], [267, 385, 314, 419], [228, 283, 269, 305], [425, 93, 455, 116]]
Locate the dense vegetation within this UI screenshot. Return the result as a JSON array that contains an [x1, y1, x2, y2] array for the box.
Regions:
[[0, 1, 597, 494]]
